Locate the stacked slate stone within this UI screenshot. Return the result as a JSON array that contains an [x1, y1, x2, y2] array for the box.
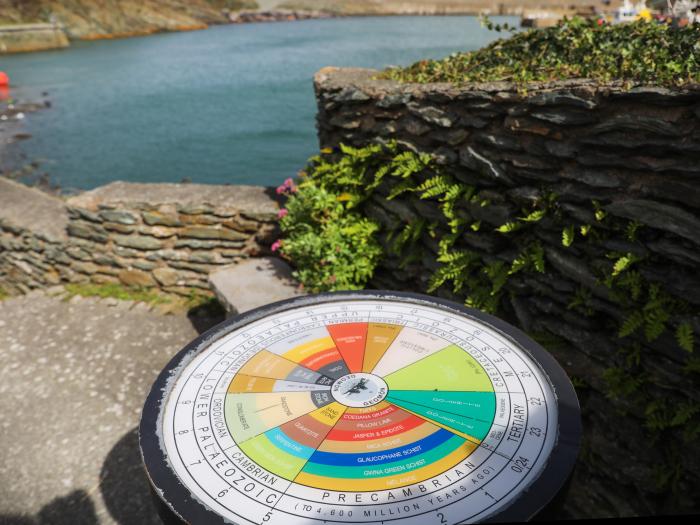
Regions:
[[0, 182, 278, 295], [314, 68, 700, 518], [0, 218, 67, 291]]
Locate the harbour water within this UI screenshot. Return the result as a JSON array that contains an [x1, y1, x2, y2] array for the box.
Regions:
[[1, 16, 515, 191]]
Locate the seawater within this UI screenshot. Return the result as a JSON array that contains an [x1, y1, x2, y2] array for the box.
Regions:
[[1, 16, 515, 191]]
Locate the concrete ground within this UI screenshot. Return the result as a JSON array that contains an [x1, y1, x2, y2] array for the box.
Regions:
[[0, 288, 219, 524]]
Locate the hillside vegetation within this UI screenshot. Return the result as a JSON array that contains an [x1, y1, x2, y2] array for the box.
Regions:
[[0, 1, 623, 39], [0, 1, 252, 38], [383, 17, 700, 86]]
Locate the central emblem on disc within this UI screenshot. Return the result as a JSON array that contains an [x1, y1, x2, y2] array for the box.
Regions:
[[331, 373, 388, 408]]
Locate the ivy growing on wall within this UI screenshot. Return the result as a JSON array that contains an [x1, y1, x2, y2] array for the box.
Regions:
[[381, 17, 700, 87]]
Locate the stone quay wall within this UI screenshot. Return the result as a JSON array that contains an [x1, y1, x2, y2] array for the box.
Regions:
[[0, 179, 279, 296], [0, 24, 69, 54], [314, 68, 700, 517]]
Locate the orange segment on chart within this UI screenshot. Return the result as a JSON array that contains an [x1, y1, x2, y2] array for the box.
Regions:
[[326, 322, 368, 373], [361, 323, 403, 373], [227, 374, 330, 393], [237, 349, 328, 385], [267, 326, 350, 379]]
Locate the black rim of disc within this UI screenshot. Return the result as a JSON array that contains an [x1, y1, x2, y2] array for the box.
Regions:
[[139, 290, 582, 524]]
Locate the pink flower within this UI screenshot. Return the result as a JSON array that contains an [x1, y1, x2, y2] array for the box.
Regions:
[[275, 177, 298, 195], [270, 240, 282, 252], [277, 208, 288, 219]]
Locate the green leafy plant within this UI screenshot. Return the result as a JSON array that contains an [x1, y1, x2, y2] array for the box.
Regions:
[[562, 225, 575, 247], [676, 322, 695, 353], [603, 366, 646, 398], [381, 17, 700, 87], [612, 252, 641, 277], [277, 173, 382, 293]]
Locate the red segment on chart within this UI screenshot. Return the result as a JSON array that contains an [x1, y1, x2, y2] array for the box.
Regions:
[[326, 323, 368, 373], [326, 411, 425, 441], [299, 347, 345, 371], [341, 403, 397, 421]]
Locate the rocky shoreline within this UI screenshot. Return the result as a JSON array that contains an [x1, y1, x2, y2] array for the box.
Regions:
[[228, 9, 335, 24], [0, 94, 54, 191]]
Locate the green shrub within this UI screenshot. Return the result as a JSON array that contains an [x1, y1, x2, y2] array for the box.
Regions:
[[278, 180, 381, 293], [382, 17, 700, 86], [276, 142, 437, 292]]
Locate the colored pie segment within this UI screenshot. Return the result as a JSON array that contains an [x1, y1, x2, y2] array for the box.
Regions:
[[371, 327, 450, 377], [384, 344, 493, 392], [327, 323, 368, 373], [296, 402, 478, 491], [225, 322, 499, 491], [237, 349, 332, 386], [362, 323, 403, 373], [228, 374, 330, 393], [225, 391, 332, 442], [386, 391, 496, 443], [238, 402, 346, 480], [267, 326, 350, 379]]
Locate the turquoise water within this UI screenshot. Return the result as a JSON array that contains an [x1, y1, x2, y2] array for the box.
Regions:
[[1, 16, 514, 191]]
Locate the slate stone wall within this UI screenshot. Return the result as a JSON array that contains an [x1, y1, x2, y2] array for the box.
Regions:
[[0, 181, 279, 295], [314, 68, 700, 517]]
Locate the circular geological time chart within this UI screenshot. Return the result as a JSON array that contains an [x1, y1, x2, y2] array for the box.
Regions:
[[140, 292, 580, 524]]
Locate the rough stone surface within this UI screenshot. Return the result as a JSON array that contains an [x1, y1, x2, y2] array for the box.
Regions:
[[118, 269, 156, 287], [0, 23, 69, 54], [209, 257, 302, 316], [0, 178, 69, 241], [0, 290, 198, 524], [67, 182, 278, 215], [181, 225, 249, 241], [112, 234, 163, 251], [606, 199, 700, 246], [1, 181, 281, 295]]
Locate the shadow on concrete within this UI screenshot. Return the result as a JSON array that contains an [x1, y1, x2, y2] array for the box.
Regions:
[[99, 427, 162, 525], [187, 298, 226, 335], [0, 490, 99, 524]]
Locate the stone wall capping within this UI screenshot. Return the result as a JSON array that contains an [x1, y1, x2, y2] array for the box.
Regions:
[[66, 181, 280, 214], [0, 178, 69, 242], [314, 67, 700, 102]]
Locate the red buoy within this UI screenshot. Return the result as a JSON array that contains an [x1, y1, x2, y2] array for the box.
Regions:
[[0, 72, 9, 87]]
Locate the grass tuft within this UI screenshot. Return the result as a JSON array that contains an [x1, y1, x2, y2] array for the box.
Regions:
[[61, 282, 220, 313], [63, 282, 171, 304]]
